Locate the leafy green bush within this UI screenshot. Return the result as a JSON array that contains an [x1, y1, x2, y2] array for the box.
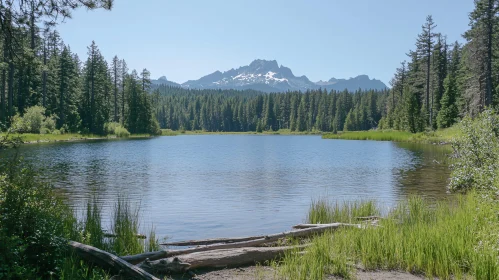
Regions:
[[449, 110, 499, 192], [114, 126, 130, 138], [104, 122, 130, 138], [149, 119, 162, 136], [0, 162, 78, 279], [11, 106, 57, 134]]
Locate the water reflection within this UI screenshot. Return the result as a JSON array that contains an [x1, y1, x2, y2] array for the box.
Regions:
[[0, 136, 451, 241]]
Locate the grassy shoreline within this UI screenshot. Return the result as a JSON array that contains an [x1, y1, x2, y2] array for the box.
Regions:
[[322, 126, 461, 144], [276, 192, 498, 280], [0, 132, 155, 145]]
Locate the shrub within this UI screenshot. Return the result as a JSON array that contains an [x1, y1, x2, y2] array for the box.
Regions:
[[0, 162, 77, 279], [114, 126, 130, 138], [104, 122, 130, 138], [42, 114, 57, 133], [149, 119, 162, 136], [449, 110, 499, 192], [11, 106, 57, 134]]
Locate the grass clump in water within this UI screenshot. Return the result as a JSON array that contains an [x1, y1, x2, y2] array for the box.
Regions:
[[307, 199, 379, 224]]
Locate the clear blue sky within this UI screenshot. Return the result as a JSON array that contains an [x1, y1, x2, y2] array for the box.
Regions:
[[57, 0, 474, 85]]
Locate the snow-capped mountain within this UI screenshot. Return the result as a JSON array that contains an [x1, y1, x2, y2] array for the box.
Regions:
[[153, 60, 388, 93], [182, 59, 316, 92]]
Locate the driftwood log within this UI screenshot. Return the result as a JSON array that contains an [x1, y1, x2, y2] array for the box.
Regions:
[[68, 241, 159, 280], [138, 245, 305, 273], [123, 223, 357, 264], [103, 233, 147, 239], [162, 235, 266, 246], [356, 216, 383, 221], [292, 223, 362, 229]]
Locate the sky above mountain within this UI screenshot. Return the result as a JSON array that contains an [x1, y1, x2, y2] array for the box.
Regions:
[[57, 0, 473, 86]]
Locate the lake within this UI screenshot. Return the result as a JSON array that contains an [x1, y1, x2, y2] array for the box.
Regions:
[[3, 135, 450, 242]]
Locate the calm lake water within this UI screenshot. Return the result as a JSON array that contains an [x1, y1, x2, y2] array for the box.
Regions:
[[3, 135, 450, 241]]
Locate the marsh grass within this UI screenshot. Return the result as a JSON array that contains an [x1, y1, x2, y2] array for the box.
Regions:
[[60, 196, 161, 279], [322, 126, 461, 144], [108, 197, 143, 256], [307, 199, 379, 224], [277, 193, 499, 280]]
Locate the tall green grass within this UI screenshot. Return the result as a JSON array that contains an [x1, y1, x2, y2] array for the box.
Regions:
[[307, 199, 379, 224], [322, 126, 461, 143], [277, 193, 499, 280], [60, 196, 161, 279]]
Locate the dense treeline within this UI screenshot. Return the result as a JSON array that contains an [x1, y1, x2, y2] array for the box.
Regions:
[[1, 0, 498, 135], [155, 0, 499, 133], [0, 1, 160, 135], [153, 85, 388, 132], [384, 0, 499, 132]]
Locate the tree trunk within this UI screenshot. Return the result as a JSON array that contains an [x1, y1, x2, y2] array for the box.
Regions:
[[42, 40, 47, 107], [1, 35, 7, 124], [114, 64, 118, 122], [68, 241, 160, 280], [485, 0, 493, 107], [427, 45, 431, 125], [139, 246, 305, 274], [90, 47, 95, 133], [123, 223, 357, 264], [17, 67, 23, 114], [8, 58, 14, 120], [162, 235, 268, 247], [292, 223, 362, 229]]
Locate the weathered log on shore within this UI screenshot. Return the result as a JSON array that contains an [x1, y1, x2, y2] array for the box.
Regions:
[[139, 245, 305, 274], [356, 216, 383, 221], [123, 223, 355, 264], [292, 223, 362, 229], [162, 235, 266, 247], [103, 233, 147, 239], [68, 241, 159, 280]]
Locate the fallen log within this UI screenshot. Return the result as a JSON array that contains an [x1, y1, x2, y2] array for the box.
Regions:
[[162, 235, 266, 247], [68, 241, 159, 280], [121, 251, 170, 266], [292, 223, 362, 229], [123, 223, 356, 264], [139, 245, 305, 274], [103, 233, 147, 239], [356, 216, 383, 221]]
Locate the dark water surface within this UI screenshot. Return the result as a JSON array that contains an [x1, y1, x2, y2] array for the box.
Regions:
[[2, 135, 450, 241]]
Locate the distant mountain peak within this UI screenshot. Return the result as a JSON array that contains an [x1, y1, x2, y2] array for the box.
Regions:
[[152, 59, 388, 92]]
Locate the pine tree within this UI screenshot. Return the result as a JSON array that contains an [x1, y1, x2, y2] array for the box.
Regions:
[[463, 0, 499, 110], [437, 42, 461, 128], [416, 15, 437, 126]]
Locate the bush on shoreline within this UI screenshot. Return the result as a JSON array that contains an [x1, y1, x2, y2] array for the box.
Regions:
[[0, 135, 159, 279]]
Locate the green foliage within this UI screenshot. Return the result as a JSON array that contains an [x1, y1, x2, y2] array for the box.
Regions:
[[0, 161, 78, 279], [449, 110, 499, 192], [108, 197, 143, 256], [11, 106, 57, 134], [323, 127, 460, 144], [278, 193, 499, 280], [307, 198, 379, 224], [154, 86, 385, 133], [104, 122, 130, 138]]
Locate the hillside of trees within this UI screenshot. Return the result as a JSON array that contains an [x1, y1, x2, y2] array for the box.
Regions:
[[153, 85, 388, 132], [0, 0, 160, 135], [153, 1, 499, 134], [0, 0, 498, 135]]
